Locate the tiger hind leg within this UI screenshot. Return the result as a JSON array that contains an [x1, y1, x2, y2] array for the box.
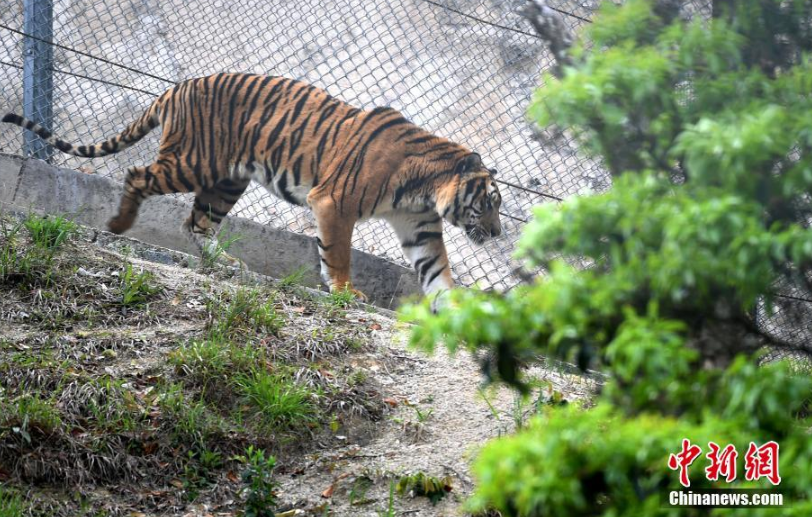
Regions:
[[108, 159, 196, 234], [108, 164, 165, 234], [182, 178, 250, 268]]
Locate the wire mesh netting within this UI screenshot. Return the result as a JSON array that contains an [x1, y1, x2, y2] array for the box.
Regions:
[[0, 0, 809, 350], [0, 0, 609, 293]]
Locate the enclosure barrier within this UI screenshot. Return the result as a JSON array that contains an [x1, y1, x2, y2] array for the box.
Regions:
[[0, 0, 808, 349]]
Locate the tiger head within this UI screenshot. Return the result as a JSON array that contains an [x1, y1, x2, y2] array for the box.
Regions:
[[440, 153, 503, 245]]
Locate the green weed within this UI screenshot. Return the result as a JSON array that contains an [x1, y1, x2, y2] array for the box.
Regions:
[[234, 446, 277, 517], [182, 448, 223, 502], [201, 222, 242, 270], [169, 335, 263, 386], [345, 337, 365, 351], [210, 288, 284, 337], [0, 214, 73, 285], [24, 213, 77, 251], [348, 370, 368, 387], [349, 476, 374, 506], [413, 406, 433, 423], [377, 480, 397, 517], [327, 287, 356, 309], [0, 486, 25, 517], [404, 400, 433, 423], [0, 393, 63, 444], [159, 385, 222, 448], [0, 217, 25, 281], [235, 369, 318, 431], [170, 337, 230, 379], [119, 263, 161, 306], [84, 377, 143, 433], [278, 265, 309, 289]]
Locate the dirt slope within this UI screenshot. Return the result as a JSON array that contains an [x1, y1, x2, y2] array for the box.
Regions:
[[0, 212, 594, 516]]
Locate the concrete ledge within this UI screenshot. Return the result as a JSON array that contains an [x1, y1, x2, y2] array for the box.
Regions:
[[0, 154, 421, 308]]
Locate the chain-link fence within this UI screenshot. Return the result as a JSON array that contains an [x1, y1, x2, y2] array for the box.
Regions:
[[0, 0, 809, 350], [0, 0, 608, 293]]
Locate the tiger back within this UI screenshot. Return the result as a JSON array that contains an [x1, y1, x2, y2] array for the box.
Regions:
[[2, 72, 503, 303]]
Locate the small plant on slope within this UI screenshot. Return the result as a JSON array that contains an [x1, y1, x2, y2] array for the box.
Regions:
[[119, 263, 162, 306], [235, 446, 278, 517]]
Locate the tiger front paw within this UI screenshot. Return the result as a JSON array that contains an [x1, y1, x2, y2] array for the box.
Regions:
[[330, 283, 368, 303], [218, 251, 246, 270], [350, 288, 368, 303], [430, 289, 454, 314]]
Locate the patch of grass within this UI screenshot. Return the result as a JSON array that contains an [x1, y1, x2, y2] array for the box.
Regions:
[[201, 222, 242, 270], [345, 337, 365, 351], [181, 448, 223, 502], [119, 263, 161, 306], [277, 265, 309, 289], [327, 287, 356, 309], [349, 475, 374, 506], [478, 386, 500, 420], [170, 337, 231, 380], [0, 486, 25, 517], [0, 214, 73, 286], [24, 213, 77, 251], [395, 472, 453, 505], [412, 405, 434, 423], [169, 335, 264, 387], [235, 369, 318, 431], [0, 217, 25, 280], [234, 446, 277, 517], [83, 377, 143, 433], [348, 370, 368, 387], [0, 393, 63, 444], [209, 288, 284, 337], [403, 399, 433, 424], [5, 346, 56, 370], [159, 385, 224, 448]]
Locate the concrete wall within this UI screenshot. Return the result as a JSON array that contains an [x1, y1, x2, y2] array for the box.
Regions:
[[0, 153, 421, 308], [0, 0, 607, 292]]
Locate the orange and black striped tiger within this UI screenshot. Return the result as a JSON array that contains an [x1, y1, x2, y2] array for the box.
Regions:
[[2, 73, 502, 303]]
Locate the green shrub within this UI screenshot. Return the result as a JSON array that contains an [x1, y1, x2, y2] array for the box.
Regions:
[[235, 446, 278, 517], [402, 0, 812, 514]]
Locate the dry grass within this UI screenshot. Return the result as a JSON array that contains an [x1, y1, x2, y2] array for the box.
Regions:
[[0, 211, 391, 516]]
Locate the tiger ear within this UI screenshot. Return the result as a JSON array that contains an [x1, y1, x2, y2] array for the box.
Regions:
[[457, 153, 482, 174], [488, 168, 498, 176]]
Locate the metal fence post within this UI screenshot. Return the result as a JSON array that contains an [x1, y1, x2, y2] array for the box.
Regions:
[[22, 0, 54, 162]]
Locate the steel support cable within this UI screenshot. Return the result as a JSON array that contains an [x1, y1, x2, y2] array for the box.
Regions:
[[0, 23, 177, 86], [420, 0, 592, 33], [0, 60, 160, 96]]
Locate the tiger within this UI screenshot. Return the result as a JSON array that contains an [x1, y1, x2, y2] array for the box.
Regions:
[[2, 72, 502, 304]]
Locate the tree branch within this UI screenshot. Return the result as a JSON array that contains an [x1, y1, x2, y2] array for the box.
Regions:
[[521, 0, 575, 78]]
